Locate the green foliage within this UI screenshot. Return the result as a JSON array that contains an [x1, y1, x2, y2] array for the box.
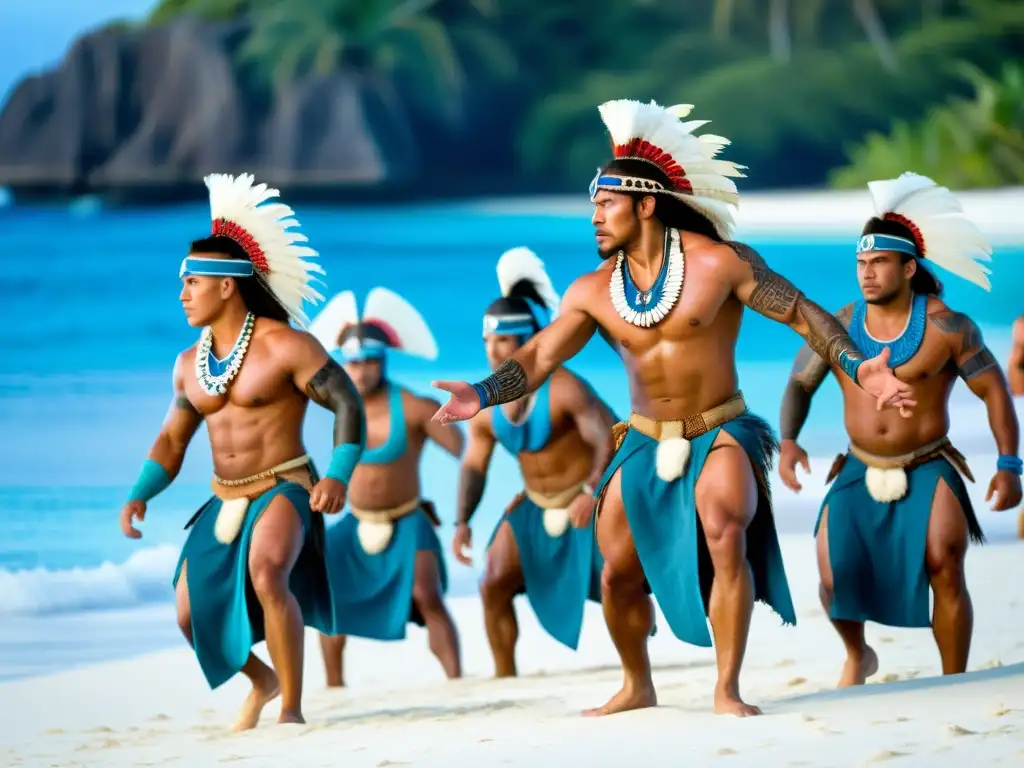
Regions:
[[145, 0, 1024, 189], [831, 60, 1024, 189]]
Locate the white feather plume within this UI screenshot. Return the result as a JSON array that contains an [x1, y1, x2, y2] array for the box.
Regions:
[[596, 99, 746, 239], [362, 287, 438, 361], [308, 290, 360, 351], [867, 172, 993, 291], [204, 173, 326, 326], [496, 247, 561, 319]]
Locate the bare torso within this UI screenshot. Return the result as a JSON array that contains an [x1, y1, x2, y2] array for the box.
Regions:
[[490, 368, 615, 493], [181, 322, 311, 480], [836, 297, 959, 455], [581, 234, 745, 420], [347, 386, 431, 509]]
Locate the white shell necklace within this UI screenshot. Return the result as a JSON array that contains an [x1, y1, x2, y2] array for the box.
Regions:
[[195, 312, 255, 396], [609, 228, 684, 327]]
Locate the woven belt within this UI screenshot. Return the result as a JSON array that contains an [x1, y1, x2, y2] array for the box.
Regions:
[[628, 392, 747, 441], [211, 454, 313, 500], [351, 497, 422, 524], [848, 437, 950, 470], [524, 483, 584, 510]]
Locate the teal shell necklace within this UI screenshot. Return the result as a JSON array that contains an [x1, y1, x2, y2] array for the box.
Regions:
[[848, 293, 927, 367]]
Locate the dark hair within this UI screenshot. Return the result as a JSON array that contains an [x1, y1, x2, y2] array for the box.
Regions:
[[600, 158, 723, 241], [189, 235, 291, 321], [861, 217, 943, 297], [484, 278, 547, 334]]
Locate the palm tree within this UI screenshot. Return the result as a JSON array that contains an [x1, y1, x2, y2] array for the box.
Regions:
[[768, 0, 791, 60], [852, 0, 897, 71]]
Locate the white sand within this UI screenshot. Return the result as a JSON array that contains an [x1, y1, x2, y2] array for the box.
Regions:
[[1, 534, 1022, 767], [475, 187, 1024, 244]]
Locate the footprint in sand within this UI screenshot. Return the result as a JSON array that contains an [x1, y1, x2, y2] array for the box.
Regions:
[[86, 726, 114, 734], [880, 673, 900, 683], [800, 714, 817, 722], [946, 724, 976, 736], [149, 714, 171, 722], [376, 762, 413, 767], [787, 677, 807, 687], [867, 749, 909, 762], [776, 659, 796, 668], [990, 706, 1012, 717], [715, 748, 738, 756], [44, 728, 65, 735], [981, 658, 1003, 670], [879, 637, 894, 644]]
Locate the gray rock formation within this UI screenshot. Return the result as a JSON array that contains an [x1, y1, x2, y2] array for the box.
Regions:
[[0, 17, 419, 201]]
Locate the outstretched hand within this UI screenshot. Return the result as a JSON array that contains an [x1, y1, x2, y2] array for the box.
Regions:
[[431, 380, 482, 425], [857, 347, 917, 417]]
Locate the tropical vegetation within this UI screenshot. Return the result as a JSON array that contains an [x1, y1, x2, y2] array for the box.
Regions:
[[148, 0, 1024, 190]]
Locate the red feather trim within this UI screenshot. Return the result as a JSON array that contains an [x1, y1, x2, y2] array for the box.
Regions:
[[211, 218, 271, 273], [613, 139, 693, 194], [883, 213, 927, 257], [363, 320, 401, 349]]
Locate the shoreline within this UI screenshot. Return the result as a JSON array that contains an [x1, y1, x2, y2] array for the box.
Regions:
[[3, 186, 1023, 244]]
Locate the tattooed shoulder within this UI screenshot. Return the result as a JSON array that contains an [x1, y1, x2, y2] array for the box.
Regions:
[[930, 310, 983, 351], [175, 394, 202, 416], [723, 240, 801, 318]]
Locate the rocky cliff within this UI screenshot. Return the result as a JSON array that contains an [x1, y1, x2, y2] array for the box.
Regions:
[[0, 17, 513, 203]]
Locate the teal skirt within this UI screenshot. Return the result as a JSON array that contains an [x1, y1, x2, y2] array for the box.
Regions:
[[816, 452, 983, 628], [486, 493, 603, 650], [594, 411, 796, 647], [172, 482, 333, 690], [323, 504, 448, 641]]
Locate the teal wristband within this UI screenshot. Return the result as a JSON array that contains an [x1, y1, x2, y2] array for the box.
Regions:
[[838, 350, 862, 385], [128, 460, 172, 503], [326, 443, 362, 485]]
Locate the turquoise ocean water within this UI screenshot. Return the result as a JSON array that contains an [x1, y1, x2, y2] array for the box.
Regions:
[[0, 200, 1021, 681]]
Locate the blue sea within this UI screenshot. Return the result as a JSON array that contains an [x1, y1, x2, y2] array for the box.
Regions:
[[1, 199, 1021, 682]]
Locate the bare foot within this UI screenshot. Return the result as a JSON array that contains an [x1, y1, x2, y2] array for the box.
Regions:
[[582, 683, 657, 717], [277, 709, 305, 725], [714, 687, 762, 717], [838, 645, 879, 688], [231, 674, 281, 732]]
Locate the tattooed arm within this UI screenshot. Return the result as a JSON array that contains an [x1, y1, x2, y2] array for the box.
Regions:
[[122, 352, 205, 536], [779, 305, 853, 441], [1009, 316, 1024, 397], [932, 310, 1019, 461], [473, 276, 599, 409], [456, 413, 496, 526], [287, 331, 366, 494], [725, 241, 876, 386], [146, 352, 205, 478]]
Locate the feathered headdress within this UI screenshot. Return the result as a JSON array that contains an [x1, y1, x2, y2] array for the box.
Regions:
[[860, 172, 993, 291], [309, 287, 438, 363], [482, 247, 560, 338], [178, 173, 326, 326], [589, 100, 746, 239]]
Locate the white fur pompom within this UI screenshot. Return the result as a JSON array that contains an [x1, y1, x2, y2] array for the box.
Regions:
[[357, 520, 395, 554], [864, 467, 909, 503], [214, 498, 250, 544], [543, 507, 571, 537], [656, 437, 692, 482]]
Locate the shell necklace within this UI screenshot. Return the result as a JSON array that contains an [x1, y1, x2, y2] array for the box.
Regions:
[[609, 228, 684, 327], [195, 312, 255, 396]]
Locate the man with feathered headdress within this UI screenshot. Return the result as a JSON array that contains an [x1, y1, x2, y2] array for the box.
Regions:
[[432, 99, 914, 717], [308, 287, 465, 684], [118, 174, 366, 730], [779, 172, 1021, 686], [451, 247, 618, 676]]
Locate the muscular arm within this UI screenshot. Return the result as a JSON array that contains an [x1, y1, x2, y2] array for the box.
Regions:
[[473, 278, 599, 408], [560, 373, 616, 489], [418, 395, 465, 458], [778, 305, 852, 440], [726, 242, 866, 385], [1008, 316, 1024, 397], [933, 310, 1019, 458], [456, 414, 496, 525], [148, 353, 204, 477], [284, 330, 366, 481]]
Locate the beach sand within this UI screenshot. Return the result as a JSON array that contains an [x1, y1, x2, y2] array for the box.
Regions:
[[1, 533, 1022, 767]]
